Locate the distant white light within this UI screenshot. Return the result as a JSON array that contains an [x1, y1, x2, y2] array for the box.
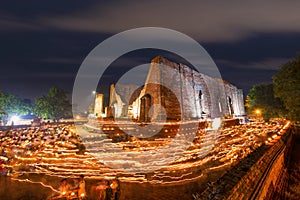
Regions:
[[11, 115, 20, 122], [92, 91, 96, 94]]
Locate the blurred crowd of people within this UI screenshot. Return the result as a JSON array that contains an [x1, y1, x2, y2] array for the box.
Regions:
[[0, 120, 288, 199], [0, 124, 122, 200], [54, 175, 86, 200], [0, 124, 82, 175], [52, 175, 120, 200]]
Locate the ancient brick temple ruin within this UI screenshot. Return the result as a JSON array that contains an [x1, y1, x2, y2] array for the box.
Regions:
[[94, 56, 245, 121]]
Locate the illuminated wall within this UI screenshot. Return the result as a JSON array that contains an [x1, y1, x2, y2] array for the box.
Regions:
[[94, 94, 104, 116], [108, 84, 141, 118], [95, 56, 245, 121], [135, 56, 245, 121]]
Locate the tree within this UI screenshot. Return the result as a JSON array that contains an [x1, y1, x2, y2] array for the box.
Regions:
[[0, 90, 6, 116], [0, 90, 32, 124], [34, 86, 72, 121], [273, 56, 300, 122], [247, 83, 287, 121], [34, 95, 51, 119]]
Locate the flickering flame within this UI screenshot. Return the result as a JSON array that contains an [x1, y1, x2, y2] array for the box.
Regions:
[[1, 120, 291, 193]]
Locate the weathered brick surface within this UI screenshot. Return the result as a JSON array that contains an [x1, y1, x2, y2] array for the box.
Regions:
[[197, 129, 293, 200], [140, 56, 245, 121], [101, 56, 246, 121]]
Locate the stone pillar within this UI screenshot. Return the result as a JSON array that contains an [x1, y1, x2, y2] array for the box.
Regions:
[[94, 94, 104, 116]]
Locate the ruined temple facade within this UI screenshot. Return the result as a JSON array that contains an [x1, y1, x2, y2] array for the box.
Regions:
[[94, 94, 104, 116], [94, 56, 245, 121]]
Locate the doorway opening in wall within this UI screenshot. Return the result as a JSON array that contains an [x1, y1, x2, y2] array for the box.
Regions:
[[140, 94, 151, 122], [227, 96, 234, 116], [199, 90, 206, 118]]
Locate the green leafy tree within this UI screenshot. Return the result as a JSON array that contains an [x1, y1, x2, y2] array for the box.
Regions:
[[34, 87, 72, 121], [34, 95, 51, 119], [273, 56, 300, 122], [0, 90, 32, 124], [247, 83, 287, 121], [0, 90, 6, 116]]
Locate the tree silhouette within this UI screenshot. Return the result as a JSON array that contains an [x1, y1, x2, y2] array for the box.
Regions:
[[273, 55, 300, 121], [34, 86, 71, 121]]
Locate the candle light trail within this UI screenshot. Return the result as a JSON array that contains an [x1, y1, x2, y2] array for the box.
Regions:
[[0, 119, 290, 196], [11, 177, 60, 193]]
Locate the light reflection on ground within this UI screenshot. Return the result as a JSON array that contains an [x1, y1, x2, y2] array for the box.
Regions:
[[0, 119, 290, 198]]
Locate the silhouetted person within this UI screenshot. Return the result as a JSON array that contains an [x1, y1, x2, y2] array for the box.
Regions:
[[58, 178, 71, 197], [96, 180, 107, 200], [110, 178, 121, 200], [78, 175, 86, 199], [105, 180, 112, 200]]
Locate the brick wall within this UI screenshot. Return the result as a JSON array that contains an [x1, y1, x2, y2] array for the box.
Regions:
[[140, 56, 245, 121], [96, 56, 245, 121], [197, 128, 293, 200]]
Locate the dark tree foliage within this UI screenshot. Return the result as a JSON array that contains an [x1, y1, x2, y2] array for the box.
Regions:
[[34, 87, 72, 121], [247, 83, 287, 121], [273, 56, 300, 122], [0, 90, 32, 124]]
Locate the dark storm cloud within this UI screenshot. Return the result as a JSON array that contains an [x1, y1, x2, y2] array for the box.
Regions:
[[39, 1, 300, 42], [0, 0, 299, 98], [2, 1, 300, 42], [0, 1, 98, 18], [0, 1, 100, 32], [216, 58, 290, 71]]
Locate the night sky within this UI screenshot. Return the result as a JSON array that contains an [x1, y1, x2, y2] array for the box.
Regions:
[[0, 1, 299, 100]]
